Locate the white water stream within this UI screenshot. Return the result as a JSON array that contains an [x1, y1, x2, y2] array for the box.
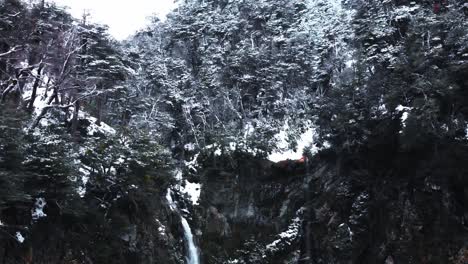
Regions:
[[166, 189, 200, 264]]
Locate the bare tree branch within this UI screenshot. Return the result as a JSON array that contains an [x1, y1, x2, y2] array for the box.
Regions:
[[0, 45, 23, 58], [29, 85, 98, 130]]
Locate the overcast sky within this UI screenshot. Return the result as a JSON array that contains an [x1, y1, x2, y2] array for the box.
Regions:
[[50, 0, 178, 40]]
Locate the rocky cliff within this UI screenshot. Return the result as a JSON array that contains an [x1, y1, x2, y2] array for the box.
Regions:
[[186, 137, 468, 264]]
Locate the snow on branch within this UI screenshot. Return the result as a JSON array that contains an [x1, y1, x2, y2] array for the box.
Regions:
[[0, 45, 23, 58]]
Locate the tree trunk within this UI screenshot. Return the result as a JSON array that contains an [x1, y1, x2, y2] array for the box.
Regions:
[[30, 104, 73, 130], [1, 80, 17, 103], [42, 78, 51, 98], [71, 100, 80, 139], [96, 96, 102, 126], [47, 86, 59, 105], [28, 63, 44, 112]]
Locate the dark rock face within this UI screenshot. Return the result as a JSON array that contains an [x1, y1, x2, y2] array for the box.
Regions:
[[195, 154, 308, 264], [0, 192, 185, 264], [192, 140, 468, 264], [300, 143, 468, 264]]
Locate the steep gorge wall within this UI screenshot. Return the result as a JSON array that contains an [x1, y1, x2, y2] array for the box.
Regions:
[[191, 138, 468, 264], [193, 154, 309, 264], [302, 142, 468, 264]]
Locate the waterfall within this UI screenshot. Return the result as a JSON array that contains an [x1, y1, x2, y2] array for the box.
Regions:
[[181, 217, 200, 264], [166, 189, 200, 264]]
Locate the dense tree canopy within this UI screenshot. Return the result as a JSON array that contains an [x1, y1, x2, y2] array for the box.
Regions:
[[0, 0, 467, 262]]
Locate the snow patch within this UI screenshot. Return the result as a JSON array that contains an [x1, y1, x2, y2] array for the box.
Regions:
[[180, 180, 201, 205], [268, 121, 316, 162], [157, 220, 166, 235], [265, 216, 301, 250], [31, 197, 47, 220], [185, 153, 200, 172], [15, 232, 25, 243], [348, 226, 354, 241], [184, 143, 197, 151], [84, 116, 116, 136], [264, 209, 303, 258], [345, 59, 356, 68], [243, 122, 255, 139], [396, 105, 413, 133], [465, 125, 468, 140], [23, 86, 53, 116], [401, 112, 409, 123], [174, 168, 183, 181], [378, 103, 388, 115], [78, 165, 91, 197], [396, 105, 412, 112]]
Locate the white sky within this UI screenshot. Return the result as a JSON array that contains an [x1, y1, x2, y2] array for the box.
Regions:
[[50, 0, 178, 40]]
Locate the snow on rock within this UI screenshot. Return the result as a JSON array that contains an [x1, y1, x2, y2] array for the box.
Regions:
[[80, 113, 116, 136], [243, 121, 255, 139], [396, 105, 412, 112], [22, 86, 53, 116], [392, 5, 420, 21], [174, 168, 183, 181], [89, 60, 110, 66], [158, 225, 166, 235], [263, 209, 303, 257], [77, 165, 91, 197], [268, 121, 316, 162], [185, 153, 200, 173], [157, 223, 166, 234], [345, 59, 356, 68], [15, 232, 25, 243], [348, 225, 354, 241], [155, 219, 167, 236], [265, 217, 301, 250], [396, 105, 413, 133], [180, 180, 201, 205], [31, 197, 47, 220], [401, 112, 410, 123], [184, 143, 197, 151]]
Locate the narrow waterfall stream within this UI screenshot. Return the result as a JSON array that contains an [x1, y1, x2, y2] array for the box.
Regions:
[[166, 189, 200, 264]]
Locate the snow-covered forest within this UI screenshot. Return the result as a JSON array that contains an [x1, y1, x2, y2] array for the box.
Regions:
[[0, 0, 467, 263]]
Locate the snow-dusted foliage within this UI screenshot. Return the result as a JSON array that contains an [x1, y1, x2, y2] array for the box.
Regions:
[[0, 0, 467, 262], [263, 209, 303, 258], [268, 121, 316, 162]]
